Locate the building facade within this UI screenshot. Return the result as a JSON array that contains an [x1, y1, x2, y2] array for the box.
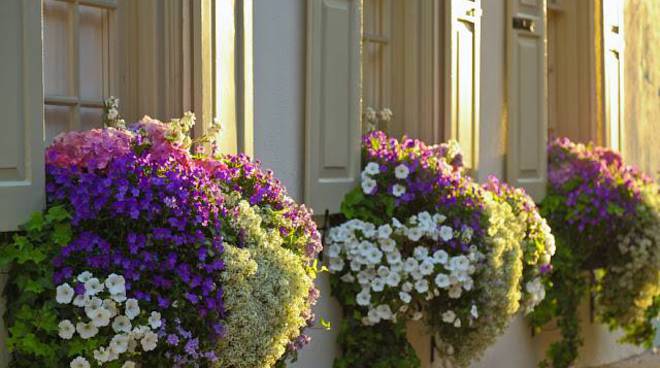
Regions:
[[0, 0, 658, 367]]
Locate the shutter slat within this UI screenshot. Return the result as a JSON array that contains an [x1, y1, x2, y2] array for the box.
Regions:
[[305, 0, 362, 214], [506, 0, 548, 201], [0, 0, 45, 231]]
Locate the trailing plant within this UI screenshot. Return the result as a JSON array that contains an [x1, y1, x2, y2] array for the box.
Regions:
[[530, 137, 660, 368], [327, 131, 554, 367], [1, 113, 322, 367]]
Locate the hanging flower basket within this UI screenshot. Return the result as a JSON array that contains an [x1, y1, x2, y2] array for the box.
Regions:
[[0, 114, 322, 368], [530, 137, 660, 368], [327, 131, 554, 367]]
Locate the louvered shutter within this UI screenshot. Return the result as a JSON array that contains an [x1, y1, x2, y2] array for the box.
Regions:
[[305, 0, 362, 214], [0, 0, 45, 231], [602, 0, 624, 152], [506, 0, 548, 201], [445, 0, 482, 171]]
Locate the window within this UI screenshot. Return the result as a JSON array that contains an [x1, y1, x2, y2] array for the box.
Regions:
[[43, 0, 116, 143]]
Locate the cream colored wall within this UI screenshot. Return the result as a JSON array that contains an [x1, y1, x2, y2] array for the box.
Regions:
[[622, 0, 660, 178]]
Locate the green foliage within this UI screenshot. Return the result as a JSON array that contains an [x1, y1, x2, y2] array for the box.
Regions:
[[1, 206, 72, 367]]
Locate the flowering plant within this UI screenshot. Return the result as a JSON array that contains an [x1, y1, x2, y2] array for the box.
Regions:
[[328, 131, 554, 367], [1, 113, 321, 367], [530, 137, 660, 368]]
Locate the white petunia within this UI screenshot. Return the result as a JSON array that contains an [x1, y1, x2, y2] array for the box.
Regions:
[[462, 277, 474, 291], [364, 162, 380, 175], [386, 250, 401, 264], [326, 244, 342, 258], [379, 238, 397, 253], [448, 285, 462, 299], [122, 362, 136, 368], [89, 307, 112, 327], [111, 292, 127, 303], [56, 283, 75, 304], [73, 294, 89, 307], [110, 334, 130, 354], [434, 273, 450, 289], [449, 255, 470, 272], [329, 257, 345, 272], [77, 271, 93, 283], [148, 311, 162, 329], [112, 315, 132, 333], [58, 320, 75, 340], [401, 282, 413, 293], [377, 265, 390, 278], [366, 308, 381, 325], [103, 299, 118, 318], [377, 224, 393, 239], [412, 311, 423, 321], [413, 246, 429, 260], [414, 279, 429, 293], [361, 177, 377, 194], [410, 269, 424, 281], [432, 250, 449, 264], [399, 291, 412, 304], [104, 273, 126, 295], [357, 270, 372, 285], [70, 357, 91, 368], [84, 278, 104, 296], [454, 318, 462, 328], [85, 297, 103, 319], [442, 310, 456, 323], [385, 272, 401, 287], [366, 247, 383, 264], [76, 322, 99, 339], [356, 289, 371, 306], [140, 331, 158, 351], [394, 164, 410, 179], [392, 218, 404, 229], [419, 259, 435, 276], [350, 259, 362, 272], [371, 277, 385, 292], [392, 184, 406, 198], [376, 304, 393, 320], [125, 298, 140, 320], [403, 257, 419, 273], [439, 226, 454, 241]]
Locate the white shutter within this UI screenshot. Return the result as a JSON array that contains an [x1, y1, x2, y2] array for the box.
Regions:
[[602, 0, 624, 152], [506, 0, 548, 201], [305, 0, 362, 214], [445, 0, 481, 171], [0, 0, 45, 231]]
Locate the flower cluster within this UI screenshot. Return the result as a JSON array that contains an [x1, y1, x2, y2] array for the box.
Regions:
[[56, 272, 160, 368], [103, 96, 126, 129], [482, 176, 555, 312], [364, 106, 393, 132], [531, 137, 660, 367], [327, 213, 484, 328], [3, 112, 321, 367], [331, 131, 551, 367]]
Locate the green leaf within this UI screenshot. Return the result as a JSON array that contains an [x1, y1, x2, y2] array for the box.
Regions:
[[45, 206, 70, 223], [52, 223, 72, 246], [24, 212, 45, 232]]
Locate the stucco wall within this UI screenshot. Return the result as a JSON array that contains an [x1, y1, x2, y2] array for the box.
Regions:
[[623, 0, 660, 178]]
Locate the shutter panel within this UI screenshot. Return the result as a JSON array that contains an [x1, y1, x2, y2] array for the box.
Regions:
[[445, 0, 481, 171], [305, 0, 362, 214], [0, 0, 45, 231], [602, 0, 624, 152], [506, 0, 548, 201]]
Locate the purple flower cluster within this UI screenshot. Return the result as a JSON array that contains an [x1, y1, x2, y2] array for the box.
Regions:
[[546, 137, 651, 243], [46, 127, 227, 366], [161, 318, 220, 367], [359, 131, 486, 249]]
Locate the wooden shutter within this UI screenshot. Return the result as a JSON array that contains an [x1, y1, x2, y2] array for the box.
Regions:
[[305, 0, 362, 214], [445, 0, 481, 171], [602, 0, 624, 152], [506, 0, 548, 201], [0, 0, 45, 231]]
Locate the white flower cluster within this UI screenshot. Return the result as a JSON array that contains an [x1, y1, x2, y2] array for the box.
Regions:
[[327, 212, 485, 327], [56, 272, 160, 368], [103, 96, 126, 129], [364, 107, 393, 132]]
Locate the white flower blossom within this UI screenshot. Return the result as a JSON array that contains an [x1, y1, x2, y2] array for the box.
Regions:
[[434, 273, 450, 289], [392, 184, 406, 198], [70, 357, 91, 368], [125, 299, 140, 320], [361, 177, 377, 194], [84, 278, 104, 296], [356, 289, 371, 306], [413, 247, 429, 260], [140, 331, 158, 351], [77, 271, 93, 283], [364, 162, 380, 175], [439, 226, 454, 241], [58, 320, 75, 339], [442, 310, 456, 323], [394, 164, 410, 179], [112, 315, 132, 333], [414, 279, 429, 293], [56, 283, 75, 304], [432, 250, 449, 264], [329, 257, 345, 272], [76, 322, 99, 339], [399, 291, 412, 304], [376, 304, 393, 320]]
